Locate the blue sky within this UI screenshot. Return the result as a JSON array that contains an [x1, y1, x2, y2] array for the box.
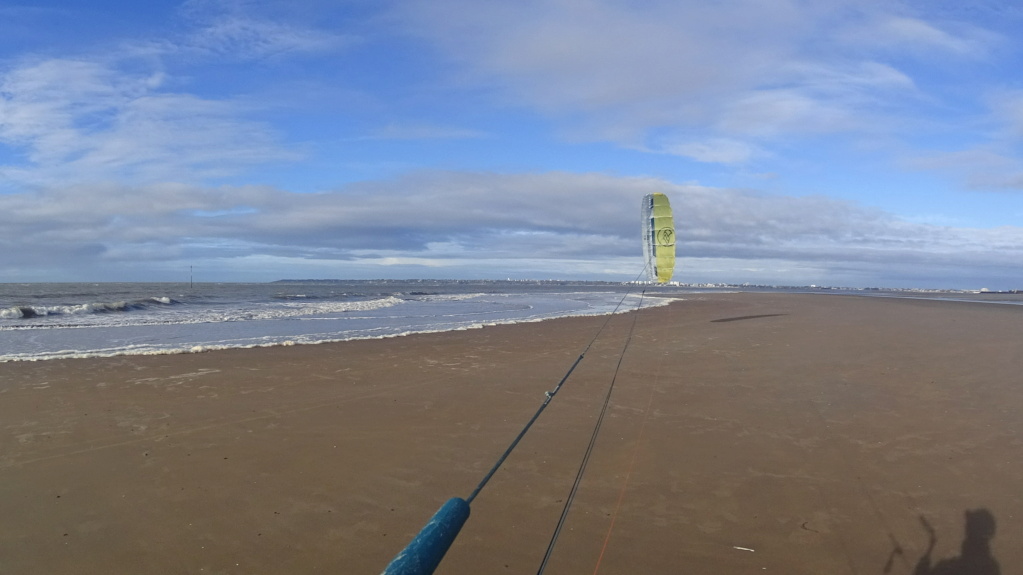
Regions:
[[2, 0, 1023, 289]]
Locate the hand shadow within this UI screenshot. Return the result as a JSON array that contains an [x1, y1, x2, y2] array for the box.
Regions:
[[912, 509, 1000, 575]]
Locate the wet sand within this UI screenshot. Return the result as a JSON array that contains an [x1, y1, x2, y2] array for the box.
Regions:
[[1, 293, 1021, 574]]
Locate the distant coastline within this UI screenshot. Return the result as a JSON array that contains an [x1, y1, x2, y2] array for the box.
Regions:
[[269, 277, 1007, 295]]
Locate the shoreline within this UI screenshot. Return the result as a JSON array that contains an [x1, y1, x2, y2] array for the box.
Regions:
[[1, 293, 1021, 574], [0, 291, 671, 364]]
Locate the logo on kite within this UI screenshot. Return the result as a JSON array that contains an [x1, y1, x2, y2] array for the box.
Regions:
[[657, 228, 675, 247]]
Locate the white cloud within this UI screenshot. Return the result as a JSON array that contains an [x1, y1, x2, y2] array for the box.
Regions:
[[883, 17, 984, 55], [175, 0, 349, 60], [902, 89, 1023, 191], [843, 14, 996, 58], [907, 148, 1023, 190], [657, 138, 759, 164], [721, 89, 855, 137], [990, 89, 1023, 140], [0, 58, 297, 186], [366, 122, 488, 141], [396, 0, 802, 118], [183, 14, 346, 59], [393, 1, 994, 166]]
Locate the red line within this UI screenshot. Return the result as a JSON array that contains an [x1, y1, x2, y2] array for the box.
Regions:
[[591, 306, 667, 575]]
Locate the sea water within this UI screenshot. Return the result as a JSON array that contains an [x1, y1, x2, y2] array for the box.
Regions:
[[0, 281, 677, 362]]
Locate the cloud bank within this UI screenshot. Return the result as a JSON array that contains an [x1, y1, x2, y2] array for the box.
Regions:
[[2, 170, 1019, 288]]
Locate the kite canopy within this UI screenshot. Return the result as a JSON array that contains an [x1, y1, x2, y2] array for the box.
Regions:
[[642, 193, 675, 283]]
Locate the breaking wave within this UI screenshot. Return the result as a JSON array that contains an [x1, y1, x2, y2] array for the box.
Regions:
[[0, 295, 404, 328], [1, 296, 177, 320]]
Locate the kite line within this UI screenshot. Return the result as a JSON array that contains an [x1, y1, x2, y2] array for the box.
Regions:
[[381, 276, 649, 575], [383, 192, 677, 574], [536, 290, 646, 574]]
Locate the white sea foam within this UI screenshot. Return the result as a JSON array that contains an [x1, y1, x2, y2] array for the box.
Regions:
[[0, 295, 404, 331], [0, 282, 679, 362], [1, 296, 672, 362]]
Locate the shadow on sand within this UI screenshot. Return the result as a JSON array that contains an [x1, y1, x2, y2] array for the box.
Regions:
[[906, 509, 1001, 575], [709, 313, 788, 323]]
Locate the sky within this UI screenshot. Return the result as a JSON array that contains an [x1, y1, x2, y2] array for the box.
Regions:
[[2, 0, 1023, 289]]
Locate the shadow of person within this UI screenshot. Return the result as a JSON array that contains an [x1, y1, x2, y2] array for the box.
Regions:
[[913, 509, 1000, 575]]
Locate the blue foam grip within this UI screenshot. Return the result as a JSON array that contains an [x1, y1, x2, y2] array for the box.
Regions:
[[381, 497, 471, 575]]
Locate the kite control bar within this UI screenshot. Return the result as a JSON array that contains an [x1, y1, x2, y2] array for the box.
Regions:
[[380, 498, 471, 575]]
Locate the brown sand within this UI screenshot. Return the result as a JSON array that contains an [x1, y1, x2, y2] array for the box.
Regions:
[[1, 293, 1021, 574]]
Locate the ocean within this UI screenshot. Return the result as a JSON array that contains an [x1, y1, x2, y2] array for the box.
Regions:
[[0, 280, 682, 362], [5, 281, 1016, 363]]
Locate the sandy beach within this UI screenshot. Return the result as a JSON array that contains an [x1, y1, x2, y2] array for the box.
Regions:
[[1, 293, 1021, 574]]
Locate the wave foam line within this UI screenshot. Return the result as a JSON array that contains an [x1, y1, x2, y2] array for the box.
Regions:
[[0, 298, 675, 363], [0, 295, 405, 329], [1, 296, 177, 319]]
